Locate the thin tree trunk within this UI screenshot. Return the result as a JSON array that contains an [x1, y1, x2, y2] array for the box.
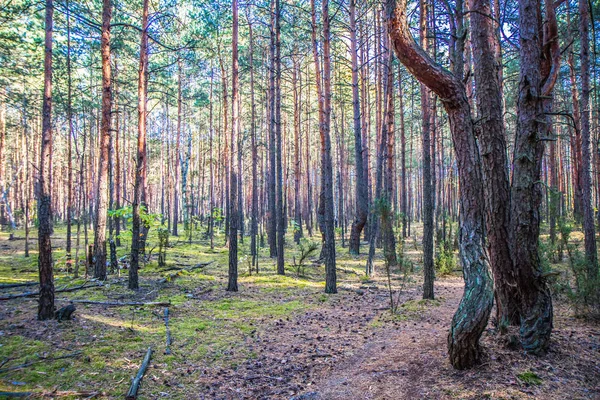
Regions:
[[129, 0, 149, 290], [66, 0, 74, 270], [173, 60, 182, 236], [420, 0, 435, 300], [275, 0, 285, 275], [248, 13, 258, 267], [579, 0, 598, 280], [311, 0, 337, 293], [348, 0, 368, 255], [228, 0, 240, 291], [38, 0, 55, 320]]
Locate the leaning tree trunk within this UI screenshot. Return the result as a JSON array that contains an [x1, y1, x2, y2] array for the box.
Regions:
[[469, 0, 519, 326], [93, 0, 112, 281], [38, 0, 56, 320], [385, 0, 493, 369]]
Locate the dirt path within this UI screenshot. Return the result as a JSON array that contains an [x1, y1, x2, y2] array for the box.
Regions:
[[309, 279, 462, 400], [298, 278, 600, 400]]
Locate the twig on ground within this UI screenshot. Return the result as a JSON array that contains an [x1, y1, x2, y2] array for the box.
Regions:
[[125, 347, 153, 400]]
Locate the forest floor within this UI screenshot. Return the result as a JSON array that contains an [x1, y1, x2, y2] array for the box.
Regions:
[[0, 226, 598, 399]]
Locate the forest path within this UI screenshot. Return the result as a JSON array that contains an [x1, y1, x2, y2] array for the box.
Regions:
[[308, 278, 463, 400]]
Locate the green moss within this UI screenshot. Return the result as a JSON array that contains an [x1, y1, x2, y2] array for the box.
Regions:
[[517, 370, 543, 385]]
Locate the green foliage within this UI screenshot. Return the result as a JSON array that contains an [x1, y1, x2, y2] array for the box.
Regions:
[[292, 239, 319, 277], [557, 218, 600, 317], [517, 370, 543, 386], [435, 239, 456, 276], [108, 205, 161, 245], [157, 227, 170, 267]]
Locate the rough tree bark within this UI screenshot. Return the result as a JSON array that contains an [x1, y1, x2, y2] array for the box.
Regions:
[[173, 60, 182, 236], [228, 0, 240, 291], [93, 0, 112, 281], [311, 0, 337, 293], [275, 0, 285, 275], [579, 0, 598, 281], [419, 0, 435, 300], [510, 0, 559, 354], [247, 10, 259, 267], [385, 0, 493, 369], [348, 0, 368, 255], [268, 0, 277, 258], [129, 0, 149, 290], [469, 0, 519, 325], [38, 0, 56, 320]]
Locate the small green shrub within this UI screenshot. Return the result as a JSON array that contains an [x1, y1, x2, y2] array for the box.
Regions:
[[435, 239, 456, 276]]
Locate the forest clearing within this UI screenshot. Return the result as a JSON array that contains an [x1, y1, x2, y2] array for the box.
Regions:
[[0, 227, 598, 399], [1, 0, 600, 397]]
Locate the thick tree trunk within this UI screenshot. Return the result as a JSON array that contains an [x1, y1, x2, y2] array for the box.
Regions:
[[93, 0, 112, 281], [129, 0, 149, 290], [386, 0, 493, 369], [469, 0, 519, 326], [510, 0, 558, 354], [38, 0, 55, 320], [348, 0, 367, 255]]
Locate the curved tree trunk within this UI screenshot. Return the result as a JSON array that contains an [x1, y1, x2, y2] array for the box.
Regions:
[[385, 0, 493, 369]]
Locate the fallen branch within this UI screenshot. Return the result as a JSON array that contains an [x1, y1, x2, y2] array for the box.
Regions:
[[0, 283, 100, 301], [164, 308, 172, 355], [0, 391, 31, 398], [68, 300, 170, 307], [0, 351, 82, 374], [41, 390, 100, 398], [188, 261, 214, 271], [126, 347, 152, 400], [0, 282, 38, 290], [158, 271, 182, 284]]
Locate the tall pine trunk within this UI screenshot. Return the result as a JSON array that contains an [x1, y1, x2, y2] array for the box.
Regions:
[[38, 0, 55, 320], [129, 0, 149, 290], [348, 0, 367, 255], [228, 0, 240, 291], [93, 0, 112, 280]]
